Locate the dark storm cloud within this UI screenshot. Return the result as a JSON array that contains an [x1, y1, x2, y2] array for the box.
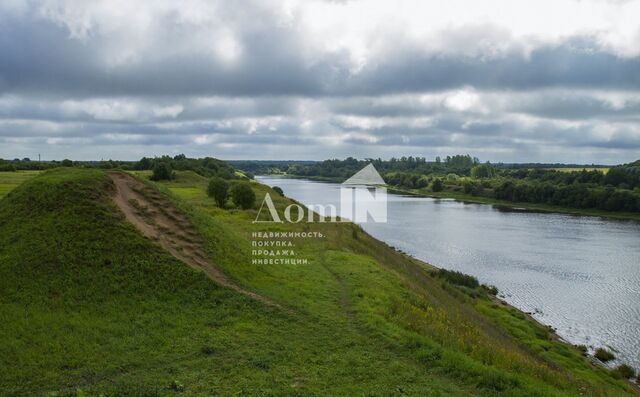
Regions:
[[343, 42, 640, 95], [0, 11, 329, 97], [1, 10, 639, 98]]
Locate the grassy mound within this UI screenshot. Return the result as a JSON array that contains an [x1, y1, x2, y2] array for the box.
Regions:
[[0, 168, 635, 396]]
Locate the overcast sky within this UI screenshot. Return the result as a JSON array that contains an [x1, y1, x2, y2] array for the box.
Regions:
[[1, 0, 640, 163]]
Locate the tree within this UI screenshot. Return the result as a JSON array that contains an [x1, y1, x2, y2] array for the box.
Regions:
[[151, 162, 174, 181], [470, 163, 496, 179], [61, 159, 73, 167], [230, 182, 256, 209], [207, 177, 229, 207], [272, 186, 284, 196], [431, 178, 444, 192]]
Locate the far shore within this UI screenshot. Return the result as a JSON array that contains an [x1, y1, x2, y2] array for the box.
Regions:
[[260, 174, 640, 223]]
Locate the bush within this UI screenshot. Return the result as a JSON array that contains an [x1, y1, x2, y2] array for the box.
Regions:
[[436, 269, 479, 289], [230, 182, 256, 209], [61, 159, 73, 167], [482, 284, 498, 296], [207, 177, 229, 207], [613, 364, 635, 379], [432, 178, 444, 192], [272, 186, 284, 196], [150, 162, 173, 181], [594, 348, 615, 362]]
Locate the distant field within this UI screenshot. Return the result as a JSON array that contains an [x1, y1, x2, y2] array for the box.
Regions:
[[548, 167, 609, 174], [0, 171, 41, 199]]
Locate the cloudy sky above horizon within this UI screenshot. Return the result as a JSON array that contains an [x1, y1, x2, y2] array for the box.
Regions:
[[1, 0, 640, 163]]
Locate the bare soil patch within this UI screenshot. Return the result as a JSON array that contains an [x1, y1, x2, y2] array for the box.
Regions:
[[108, 172, 278, 307]]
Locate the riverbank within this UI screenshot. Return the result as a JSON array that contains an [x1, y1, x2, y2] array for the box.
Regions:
[[392, 187, 640, 222], [272, 174, 640, 222], [259, 175, 640, 384]]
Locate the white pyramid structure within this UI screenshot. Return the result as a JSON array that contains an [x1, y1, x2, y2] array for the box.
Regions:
[[342, 163, 386, 185]]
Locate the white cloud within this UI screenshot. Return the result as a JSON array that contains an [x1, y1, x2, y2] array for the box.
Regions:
[[153, 105, 184, 118]]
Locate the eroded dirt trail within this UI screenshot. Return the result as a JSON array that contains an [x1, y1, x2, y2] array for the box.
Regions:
[[108, 172, 279, 307]]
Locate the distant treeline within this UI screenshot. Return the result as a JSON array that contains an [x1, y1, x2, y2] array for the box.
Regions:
[[282, 156, 640, 213], [132, 155, 241, 180], [228, 160, 316, 176], [1, 155, 243, 180], [0, 158, 58, 171]]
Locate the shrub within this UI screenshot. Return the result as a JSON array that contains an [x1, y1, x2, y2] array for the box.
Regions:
[[272, 186, 284, 196], [432, 178, 444, 192], [230, 182, 256, 209], [207, 177, 229, 207], [594, 348, 615, 362], [61, 159, 73, 167], [436, 269, 479, 289], [613, 364, 635, 379], [482, 284, 498, 296], [151, 162, 174, 181]]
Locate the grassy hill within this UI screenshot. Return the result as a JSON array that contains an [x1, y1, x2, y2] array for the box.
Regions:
[[0, 168, 636, 396]]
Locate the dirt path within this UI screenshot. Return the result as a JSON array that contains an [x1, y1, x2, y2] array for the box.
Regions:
[[108, 172, 279, 308]]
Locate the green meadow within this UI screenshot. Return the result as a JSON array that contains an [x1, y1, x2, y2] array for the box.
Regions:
[[0, 170, 41, 199], [0, 168, 636, 396]]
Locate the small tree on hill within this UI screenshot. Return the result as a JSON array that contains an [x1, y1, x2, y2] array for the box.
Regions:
[[230, 182, 256, 209], [151, 162, 174, 181], [208, 177, 229, 207], [61, 159, 73, 167]]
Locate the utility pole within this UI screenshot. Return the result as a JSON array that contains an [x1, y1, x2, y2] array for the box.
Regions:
[[38, 154, 41, 162]]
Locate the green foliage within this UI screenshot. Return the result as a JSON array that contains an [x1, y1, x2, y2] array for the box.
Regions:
[[136, 154, 237, 179], [575, 345, 588, 356], [594, 348, 615, 362], [613, 364, 635, 379], [471, 163, 496, 179], [150, 162, 174, 181], [272, 186, 284, 196], [61, 159, 73, 167], [230, 182, 256, 209], [482, 285, 499, 296], [431, 178, 444, 192], [436, 268, 480, 289], [463, 180, 485, 196], [207, 177, 229, 207]]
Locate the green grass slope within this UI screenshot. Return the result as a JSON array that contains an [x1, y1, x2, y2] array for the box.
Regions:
[[0, 169, 635, 396]]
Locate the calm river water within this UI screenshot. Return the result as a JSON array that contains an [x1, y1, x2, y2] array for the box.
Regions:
[[257, 176, 640, 369]]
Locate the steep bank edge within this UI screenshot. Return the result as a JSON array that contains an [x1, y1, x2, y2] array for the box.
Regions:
[[108, 171, 280, 308]]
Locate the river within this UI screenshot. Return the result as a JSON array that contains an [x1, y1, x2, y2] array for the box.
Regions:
[[257, 176, 640, 370]]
